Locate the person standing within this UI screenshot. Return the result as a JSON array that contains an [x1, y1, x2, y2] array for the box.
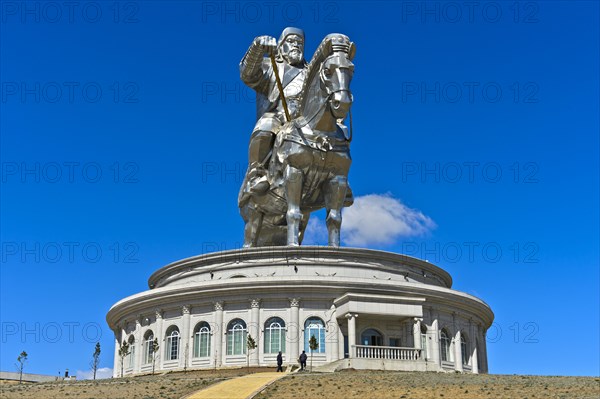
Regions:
[[276, 351, 283, 372]]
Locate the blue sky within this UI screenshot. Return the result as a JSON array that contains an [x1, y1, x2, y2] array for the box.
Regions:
[[1, 1, 598, 378]]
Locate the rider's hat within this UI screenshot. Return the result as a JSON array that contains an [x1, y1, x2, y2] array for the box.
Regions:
[[278, 27, 304, 44]]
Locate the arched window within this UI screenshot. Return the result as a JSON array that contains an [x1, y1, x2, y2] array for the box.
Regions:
[[304, 317, 325, 354], [226, 319, 247, 355], [127, 335, 135, 368], [420, 324, 428, 360], [460, 333, 469, 365], [264, 317, 286, 354], [165, 326, 180, 361], [361, 328, 383, 346], [143, 330, 154, 364], [193, 322, 211, 358], [440, 329, 451, 362]]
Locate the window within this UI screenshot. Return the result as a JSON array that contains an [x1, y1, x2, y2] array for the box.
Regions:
[[165, 326, 180, 361], [389, 338, 401, 347], [440, 329, 451, 362], [264, 317, 286, 354], [193, 322, 211, 358], [461, 333, 468, 365], [143, 330, 154, 364], [361, 328, 383, 346], [226, 319, 247, 355], [127, 335, 135, 368], [304, 317, 325, 354]]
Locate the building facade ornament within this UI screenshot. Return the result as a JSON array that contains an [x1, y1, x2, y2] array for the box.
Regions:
[[250, 299, 261, 308]]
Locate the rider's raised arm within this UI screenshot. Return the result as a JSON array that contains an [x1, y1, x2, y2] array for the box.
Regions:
[[240, 35, 276, 91]]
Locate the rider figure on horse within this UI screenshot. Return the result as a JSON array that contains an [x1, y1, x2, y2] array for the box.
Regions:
[[238, 31, 356, 247], [240, 27, 308, 196]]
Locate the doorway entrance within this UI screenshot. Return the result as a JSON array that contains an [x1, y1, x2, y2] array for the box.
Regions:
[[361, 328, 383, 346]]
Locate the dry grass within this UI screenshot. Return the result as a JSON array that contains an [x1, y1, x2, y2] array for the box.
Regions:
[[1, 369, 598, 399], [259, 370, 600, 399], [0, 367, 275, 399]]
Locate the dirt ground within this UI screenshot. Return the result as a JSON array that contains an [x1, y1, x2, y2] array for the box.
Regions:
[[0, 367, 275, 399], [1, 369, 598, 399], [259, 371, 600, 399]]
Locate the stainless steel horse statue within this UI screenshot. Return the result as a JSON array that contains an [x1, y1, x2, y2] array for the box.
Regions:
[[239, 33, 356, 247]]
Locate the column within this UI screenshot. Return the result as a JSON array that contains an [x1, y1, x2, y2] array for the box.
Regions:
[[214, 302, 224, 367], [289, 298, 300, 365], [429, 319, 440, 367], [113, 329, 120, 378], [471, 345, 479, 374], [337, 322, 344, 359], [454, 330, 463, 372], [470, 320, 479, 374], [346, 313, 357, 358], [413, 318, 422, 361], [180, 305, 191, 369], [155, 310, 164, 369], [413, 318, 422, 349], [134, 316, 143, 373], [329, 306, 339, 362], [480, 324, 488, 373], [249, 299, 260, 366]]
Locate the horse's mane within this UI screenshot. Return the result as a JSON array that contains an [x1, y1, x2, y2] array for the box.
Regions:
[[298, 34, 355, 115]]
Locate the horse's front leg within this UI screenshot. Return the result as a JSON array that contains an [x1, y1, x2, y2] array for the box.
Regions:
[[324, 175, 348, 247], [284, 165, 304, 246]]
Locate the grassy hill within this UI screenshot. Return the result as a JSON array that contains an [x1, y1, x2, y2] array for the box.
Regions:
[[1, 368, 598, 399]]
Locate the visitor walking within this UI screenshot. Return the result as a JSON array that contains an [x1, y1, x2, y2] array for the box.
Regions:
[[299, 350, 307, 371]]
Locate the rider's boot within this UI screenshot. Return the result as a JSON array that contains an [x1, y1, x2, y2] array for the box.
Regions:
[[247, 131, 274, 194]]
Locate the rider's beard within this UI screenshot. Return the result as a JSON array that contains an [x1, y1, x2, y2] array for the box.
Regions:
[[285, 50, 303, 66]]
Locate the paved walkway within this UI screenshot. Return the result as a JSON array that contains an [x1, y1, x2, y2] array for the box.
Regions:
[[185, 372, 286, 399]]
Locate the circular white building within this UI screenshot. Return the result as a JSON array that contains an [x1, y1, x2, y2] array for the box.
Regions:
[[106, 246, 493, 376]]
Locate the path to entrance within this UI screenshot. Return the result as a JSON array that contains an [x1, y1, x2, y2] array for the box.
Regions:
[[184, 372, 287, 399]]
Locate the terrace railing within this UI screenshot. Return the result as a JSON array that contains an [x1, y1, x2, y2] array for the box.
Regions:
[[354, 345, 422, 361]]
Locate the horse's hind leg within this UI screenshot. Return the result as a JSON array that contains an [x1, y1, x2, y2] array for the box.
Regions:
[[324, 176, 348, 247], [284, 165, 304, 246]]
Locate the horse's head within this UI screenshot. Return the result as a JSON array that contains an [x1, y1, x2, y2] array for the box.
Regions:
[[299, 34, 356, 125], [321, 49, 355, 119]]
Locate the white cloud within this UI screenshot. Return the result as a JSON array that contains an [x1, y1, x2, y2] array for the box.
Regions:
[[301, 193, 435, 247], [75, 367, 113, 380], [342, 194, 436, 246]]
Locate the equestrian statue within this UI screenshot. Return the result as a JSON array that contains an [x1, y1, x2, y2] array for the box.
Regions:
[[238, 28, 356, 247]]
